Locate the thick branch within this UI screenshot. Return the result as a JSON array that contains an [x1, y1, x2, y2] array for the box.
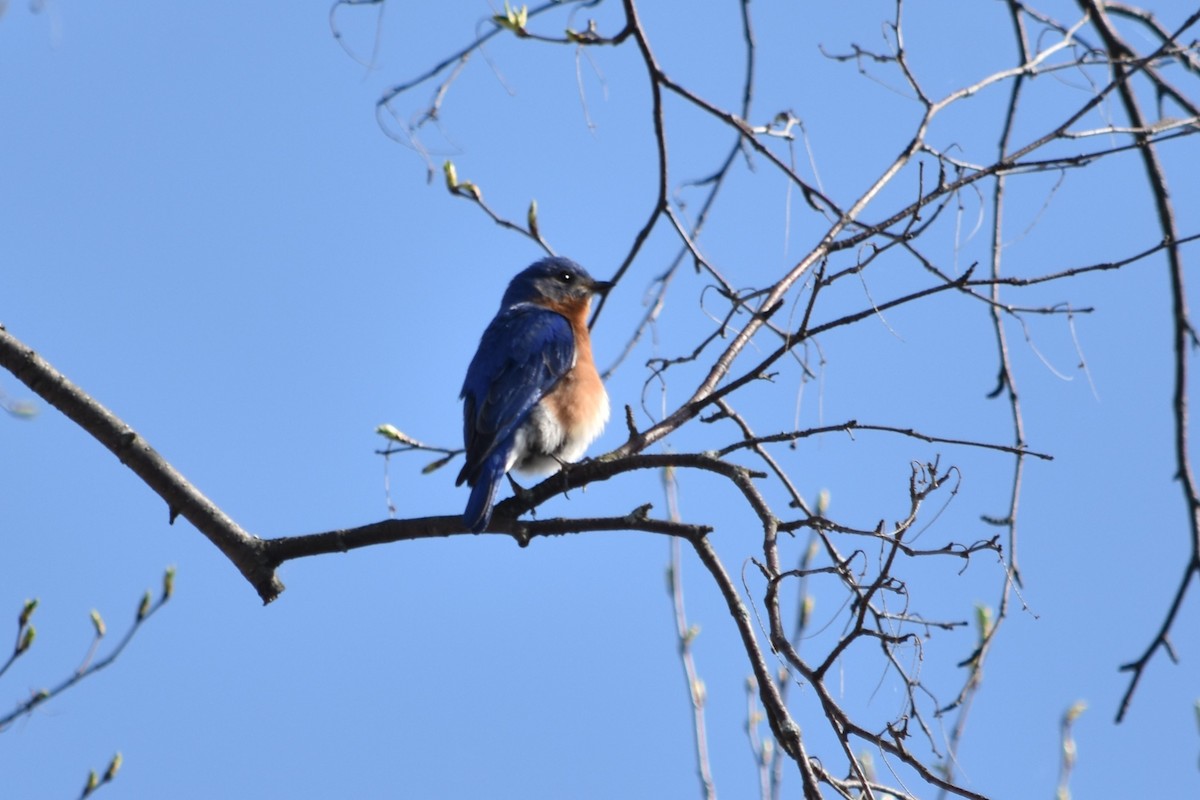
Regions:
[[0, 329, 733, 603], [0, 325, 284, 604], [262, 508, 710, 568]]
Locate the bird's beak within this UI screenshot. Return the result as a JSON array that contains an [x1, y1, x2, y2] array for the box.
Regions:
[[590, 279, 615, 296]]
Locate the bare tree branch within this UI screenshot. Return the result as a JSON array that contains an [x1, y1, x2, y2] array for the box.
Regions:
[[1077, 0, 1200, 723], [0, 325, 283, 603]]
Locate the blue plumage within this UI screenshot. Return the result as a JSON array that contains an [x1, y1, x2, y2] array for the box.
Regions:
[[457, 257, 611, 531], [458, 306, 575, 527]]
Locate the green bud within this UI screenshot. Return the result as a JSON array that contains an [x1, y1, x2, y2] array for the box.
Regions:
[[17, 625, 36, 654], [691, 678, 706, 707], [442, 160, 458, 191], [565, 20, 601, 44], [974, 603, 993, 641], [163, 566, 176, 601], [83, 770, 99, 796], [19, 598, 38, 627], [375, 424, 422, 446], [103, 752, 122, 783], [815, 488, 830, 515], [90, 609, 106, 638], [421, 454, 454, 474], [493, 1, 528, 33], [1063, 700, 1087, 724], [527, 199, 539, 238], [137, 591, 152, 622]]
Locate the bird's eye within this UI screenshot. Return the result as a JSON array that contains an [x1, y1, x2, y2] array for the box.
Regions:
[[558, 271, 575, 283]]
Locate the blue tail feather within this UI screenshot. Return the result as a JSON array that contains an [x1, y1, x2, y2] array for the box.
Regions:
[[462, 451, 507, 532]]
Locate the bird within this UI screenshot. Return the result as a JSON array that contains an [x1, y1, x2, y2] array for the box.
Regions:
[[457, 257, 612, 532]]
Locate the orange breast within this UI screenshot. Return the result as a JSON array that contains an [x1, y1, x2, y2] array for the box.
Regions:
[[537, 295, 610, 455]]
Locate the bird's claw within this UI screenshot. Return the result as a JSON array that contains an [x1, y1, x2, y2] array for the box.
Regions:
[[506, 474, 538, 512]]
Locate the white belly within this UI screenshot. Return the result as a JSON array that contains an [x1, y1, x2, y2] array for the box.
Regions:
[[508, 389, 610, 476]]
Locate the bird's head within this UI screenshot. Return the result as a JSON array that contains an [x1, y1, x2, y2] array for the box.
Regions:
[[501, 257, 613, 310]]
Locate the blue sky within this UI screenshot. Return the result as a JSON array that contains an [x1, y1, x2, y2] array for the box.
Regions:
[[2, 1, 1198, 798]]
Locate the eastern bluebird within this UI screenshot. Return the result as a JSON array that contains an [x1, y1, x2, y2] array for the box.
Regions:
[[457, 257, 612, 532]]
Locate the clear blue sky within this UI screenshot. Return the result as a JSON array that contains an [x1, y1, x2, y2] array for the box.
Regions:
[[2, 2, 1198, 798]]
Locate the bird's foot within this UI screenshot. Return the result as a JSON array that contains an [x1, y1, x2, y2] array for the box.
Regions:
[[506, 474, 537, 512], [553, 456, 589, 499]]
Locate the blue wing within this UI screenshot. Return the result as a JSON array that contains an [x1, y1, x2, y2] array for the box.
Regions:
[[457, 303, 575, 530]]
